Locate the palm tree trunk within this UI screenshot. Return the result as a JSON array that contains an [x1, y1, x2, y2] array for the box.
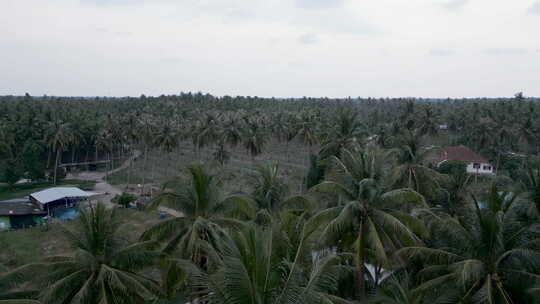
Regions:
[[495, 150, 501, 175], [85, 149, 90, 172], [126, 151, 133, 190], [286, 140, 290, 163], [53, 149, 60, 185], [167, 152, 172, 177], [195, 139, 201, 161], [302, 145, 310, 193], [141, 144, 149, 195], [357, 220, 366, 300], [408, 167, 413, 189], [150, 152, 157, 197], [110, 143, 115, 173], [163, 150, 169, 177], [105, 152, 110, 180], [46, 148, 51, 168], [176, 144, 183, 173]]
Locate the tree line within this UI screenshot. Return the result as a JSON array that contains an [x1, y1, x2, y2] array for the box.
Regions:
[[1, 93, 538, 187]]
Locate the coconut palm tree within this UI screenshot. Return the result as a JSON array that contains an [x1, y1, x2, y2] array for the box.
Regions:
[[249, 162, 312, 213], [44, 119, 75, 184], [241, 117, 267, 161], [213, 141, 230, 166], [0, 262, 39, 302], [0, 203, 161, 304], [319, 109, 364, 160], [249, 162, 289, 210], [95, 127, 113, 180], [200, 212, 351, 304], [0, 122, 15, 160], [220, 112, 243, 148], [310, 147, 427, 300], [436, 160, 472, 217], [67, 115, 85, 164], [391, 131, 447, 200], [138, 115, 156, 195], [417, 106, 439, 137], [399, 193, 540, 303], [192, 112, 220, 160], [296, 111, 320, 188], [369, 271, 423, 304], [296, 111, 319, 155], [154, 121, 179, 178], [305, 154, 326, 190], [213, 112, 242, 165], [518, 161, 540, 213], [142, 164, 254, 267], [469, 117, 497, 155], [273, 113, 299, 162]]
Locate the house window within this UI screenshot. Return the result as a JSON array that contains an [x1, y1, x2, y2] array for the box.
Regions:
[[473, 163, 480, 169], [483, 165, 491, 170]]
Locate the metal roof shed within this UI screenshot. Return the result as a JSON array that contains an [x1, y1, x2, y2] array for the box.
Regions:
[[30, 187, 100, 205]]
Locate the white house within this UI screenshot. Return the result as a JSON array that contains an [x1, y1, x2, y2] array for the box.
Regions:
[[438, 145, 494, 175]]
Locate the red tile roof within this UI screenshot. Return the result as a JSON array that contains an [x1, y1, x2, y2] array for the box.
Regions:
[[440, 145, 489, 163]]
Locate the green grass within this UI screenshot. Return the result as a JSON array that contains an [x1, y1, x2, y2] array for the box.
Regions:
[[0, 180, 96, 201], [0, 208, 160, 270], [0, 223, 69, 268]]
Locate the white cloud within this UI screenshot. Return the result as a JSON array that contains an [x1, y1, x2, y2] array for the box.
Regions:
[[295, 0, 344, 9], [440, 0, 468, 11], [80, 0, 172, 6], [429, 48, 456, 56], [298, 33, 319, 44], [483, 48, 528, 55], [292, 8, 377, 36], [528, 1, 540, 15], [1, 0, 539, 97]]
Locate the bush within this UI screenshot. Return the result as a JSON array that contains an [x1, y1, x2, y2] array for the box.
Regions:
[[1, 159, 22, 189], [112, 192, 137, 208]]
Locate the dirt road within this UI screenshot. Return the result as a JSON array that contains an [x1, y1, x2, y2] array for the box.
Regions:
[[67, 151, 141, 206], [67, 151, 183, 217]]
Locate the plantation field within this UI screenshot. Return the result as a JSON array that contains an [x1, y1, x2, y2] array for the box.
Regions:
[[107, 139, 316, 195], [2, 94, 540, 303]]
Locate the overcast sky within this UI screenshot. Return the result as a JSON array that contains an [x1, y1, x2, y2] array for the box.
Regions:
[[1, 0, 539, 98]]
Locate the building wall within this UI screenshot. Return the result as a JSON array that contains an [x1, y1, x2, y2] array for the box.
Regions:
[[10, 215, 42, 229], [466, 162, 494, 174]]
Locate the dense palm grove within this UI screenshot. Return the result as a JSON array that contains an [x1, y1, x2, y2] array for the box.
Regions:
[[1, 93, 540, 303]]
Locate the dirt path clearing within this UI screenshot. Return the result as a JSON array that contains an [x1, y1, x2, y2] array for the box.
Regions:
[[67, 151, 182, 217]]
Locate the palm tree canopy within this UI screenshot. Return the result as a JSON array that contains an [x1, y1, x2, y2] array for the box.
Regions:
[[142, 164, 255, 264], [309, 146, 427, 299], [202, 212, 351, 304], [0, 203, 161, 304], [399, 196, 540, 304]]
